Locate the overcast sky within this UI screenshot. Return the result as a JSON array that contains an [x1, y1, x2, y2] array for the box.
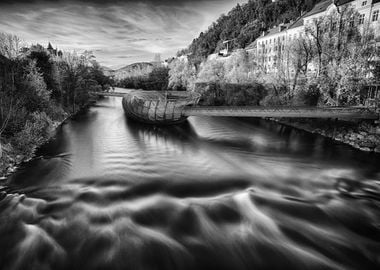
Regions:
[[0, 0, 245, 68]]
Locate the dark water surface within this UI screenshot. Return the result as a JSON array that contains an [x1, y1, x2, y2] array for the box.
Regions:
[[1, 89, 380, 270]]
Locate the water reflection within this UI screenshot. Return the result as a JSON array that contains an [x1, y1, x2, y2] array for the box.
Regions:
[[1, 92, 380, 270]]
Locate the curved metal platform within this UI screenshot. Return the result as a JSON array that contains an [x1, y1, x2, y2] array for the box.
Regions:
[[122, 90, 201, 125]]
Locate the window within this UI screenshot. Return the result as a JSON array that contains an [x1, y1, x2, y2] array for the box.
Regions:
[[359, 14, 365, 25], [362, 1, 367, 6], [349, 19, 355, 27], [373, 10, 379, 22]]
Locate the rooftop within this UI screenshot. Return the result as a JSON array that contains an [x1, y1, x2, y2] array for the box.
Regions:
[[258, 23, 290, 39], [245, 40, 257, 50], [303, 0, 333, 17], [288, 16, 304, 30]]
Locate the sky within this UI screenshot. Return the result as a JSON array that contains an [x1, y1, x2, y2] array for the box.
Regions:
[[0, 0, 246, 68]]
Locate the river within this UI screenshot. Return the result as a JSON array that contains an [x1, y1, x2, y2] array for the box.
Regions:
[[0, 88, 379, 270]]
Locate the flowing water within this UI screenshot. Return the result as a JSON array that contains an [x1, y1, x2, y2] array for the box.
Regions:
[[1, 88, 380, 270]]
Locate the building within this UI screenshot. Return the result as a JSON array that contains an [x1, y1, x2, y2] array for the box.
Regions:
[[248, 0, 380, 73], [47, 42, 63, 57], [19, 42, 63, 58], [255, 22, 290, 72]]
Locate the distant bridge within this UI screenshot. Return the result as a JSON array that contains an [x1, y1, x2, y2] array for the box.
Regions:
[[90, 91, 379, 120], [90, 91, 126, 97]]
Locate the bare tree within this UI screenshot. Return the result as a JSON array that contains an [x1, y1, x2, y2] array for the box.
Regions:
[[305, 18, 325, 76], [0, 33, 23, 59], [288, 35, 314, 92]]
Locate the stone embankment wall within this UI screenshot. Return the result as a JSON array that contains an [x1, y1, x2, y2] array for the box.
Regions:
[[278, 118, 380, 153]]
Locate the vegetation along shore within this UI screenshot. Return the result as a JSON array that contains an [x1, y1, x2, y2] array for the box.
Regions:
[[0, 34, 113, 177]]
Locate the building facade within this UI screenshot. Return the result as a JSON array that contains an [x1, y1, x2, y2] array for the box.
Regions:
[[249, 0, 380, 73]]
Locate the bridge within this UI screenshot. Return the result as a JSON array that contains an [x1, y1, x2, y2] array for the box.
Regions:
[[183, 106, 378, 119], [90, 91, 126, 97], [90, 91, 379, 120]]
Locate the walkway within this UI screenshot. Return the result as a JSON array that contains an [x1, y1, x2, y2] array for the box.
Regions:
[[183, 106, 378, 119], [90, 92, 378, 120]]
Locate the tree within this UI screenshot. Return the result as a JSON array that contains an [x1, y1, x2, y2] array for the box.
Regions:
[[22, 60, 51, 112], [304, 6, 378, 105], [197, 59, 225, 83], [168, 57, 197, 90], [0, 33, 22, 59]]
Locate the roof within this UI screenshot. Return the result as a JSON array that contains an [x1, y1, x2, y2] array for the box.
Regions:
[[304, 0, 333, 17], [245, 40, 257, 50], [260, 23, 290, 39], [336, 0, 354, 5], [288, 16, 304, 30], [47, 42, 53, 49], [303, 0, 358, 18]]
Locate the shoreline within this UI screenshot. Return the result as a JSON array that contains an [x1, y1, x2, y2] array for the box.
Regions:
[[273, 118, 380, 153], [0, 101, 96, 181], [1, 101, 379, 181]]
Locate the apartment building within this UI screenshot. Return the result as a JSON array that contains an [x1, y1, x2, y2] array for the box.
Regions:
[[250, 0, 380, 73]]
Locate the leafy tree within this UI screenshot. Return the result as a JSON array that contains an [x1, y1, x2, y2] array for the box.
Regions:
[[168, 57, 197, 90], [0, 32, 113, 174], [22, 60, 51, 112]]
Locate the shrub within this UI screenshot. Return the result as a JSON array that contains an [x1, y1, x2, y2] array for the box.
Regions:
[[194, 82, 267, 106], [12, 112, 53, 155], [293, 84, 321, 106]]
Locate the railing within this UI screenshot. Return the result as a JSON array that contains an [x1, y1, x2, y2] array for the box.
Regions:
[[89, 92, 126, 97], [183, 106, 379, 120]]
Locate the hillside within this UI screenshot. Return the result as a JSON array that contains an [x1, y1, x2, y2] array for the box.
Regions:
[[100, 66, 115, 77], [180, 0, 322, 64], [104, 62, 154, 80]]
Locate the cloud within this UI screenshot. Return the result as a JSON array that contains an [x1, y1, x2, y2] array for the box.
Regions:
[[0, 0, 246, 67]]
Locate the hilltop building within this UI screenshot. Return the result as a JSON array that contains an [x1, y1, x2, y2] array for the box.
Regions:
[[248, 0, 380, 73], [47, 42, 63, 57], [19, 42, 63, 58]]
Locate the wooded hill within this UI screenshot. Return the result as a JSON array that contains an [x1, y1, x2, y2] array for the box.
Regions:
[[180, 0, 322, 64]]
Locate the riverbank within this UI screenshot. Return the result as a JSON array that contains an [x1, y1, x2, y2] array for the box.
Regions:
[[0, 101, 96, 180], [0, 116, 70, 180], [276, 118, 380, 153]]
